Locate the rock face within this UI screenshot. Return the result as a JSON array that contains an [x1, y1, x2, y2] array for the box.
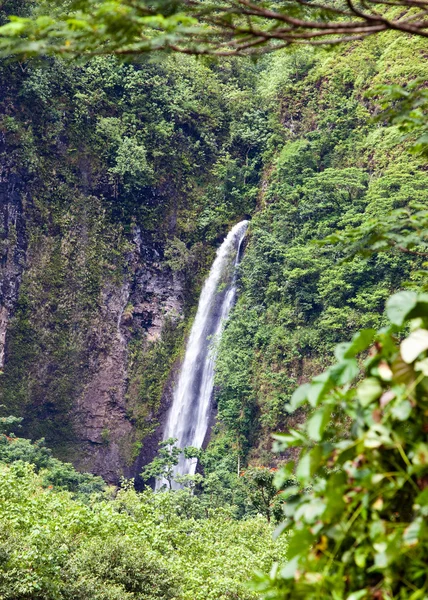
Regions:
[[0, 169, 27, 370], [72, 229, 185, 482], [0, 174, 186, 483], [0, 60, 218, 485]]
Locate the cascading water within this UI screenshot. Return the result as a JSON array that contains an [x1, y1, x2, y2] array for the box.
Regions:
[[159, 220, 248, 489]]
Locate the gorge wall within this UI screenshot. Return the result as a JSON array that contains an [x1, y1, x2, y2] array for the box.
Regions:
[[0, 56, 261, 482], [0, 158, 189, 482]]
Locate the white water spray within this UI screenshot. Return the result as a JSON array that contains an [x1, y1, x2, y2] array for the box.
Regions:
[[159, 220, 248, 488]]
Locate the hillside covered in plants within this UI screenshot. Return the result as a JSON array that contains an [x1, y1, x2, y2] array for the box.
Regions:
[[213, 34, 428, 473], [0, 45, 264, 478]]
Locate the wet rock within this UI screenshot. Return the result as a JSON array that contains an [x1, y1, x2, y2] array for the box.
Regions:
[[0, 171, 27, 368], [70, 232, 185, 483]]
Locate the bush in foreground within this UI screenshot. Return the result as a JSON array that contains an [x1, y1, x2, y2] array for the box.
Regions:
[[254, 291, 428, 599]]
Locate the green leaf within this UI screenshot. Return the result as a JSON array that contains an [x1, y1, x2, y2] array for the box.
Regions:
[[343, 329, 376, 358], [406, 294, 428, 321], [408, 590, 428, 600], [374, 536, 400, 568], [286, 527, 315, 559], [307, 371, 334, 407], [346, 590, 368, 600], [401, 329, 428, 364], [354, 547, 369, 569], [0, 19, 29, 36], [386, 291, 418, 325], [391, 355, 415, 385], [364, 424, 393, 449], [296, 446, 322, 481], [403, 517, 424, 547], [279, 555, 299, 579], [370, 520, 386, 541], [415, 487, 428, 507], [330, 359, 359, 385], [273, 519, 291, 540], [357, 377, 383, 406], [307, 404, 333, 441], [288, 383, 310, 412], [415, 357, 428, 376], [412, 443, 428, 466], [295, 452, 312, 482], [335, 342, 351, 361], [391, 399, 412, 421], [278, 485, 299, 501], [272, 430, 306, 450]]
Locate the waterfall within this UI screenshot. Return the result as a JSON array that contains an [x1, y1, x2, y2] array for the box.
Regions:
[[159, 220, 248, 489]]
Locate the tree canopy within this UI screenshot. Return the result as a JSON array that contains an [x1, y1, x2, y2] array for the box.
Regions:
[[0, 0, 428, 58]]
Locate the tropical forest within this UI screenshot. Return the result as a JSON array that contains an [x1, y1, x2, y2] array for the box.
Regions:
[[0, 0, 427, 598]]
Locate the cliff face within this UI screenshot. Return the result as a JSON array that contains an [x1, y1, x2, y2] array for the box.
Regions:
[[0, 54, 259, 482], [70, 230, 185, 482], [0, 166, 27, 370], [0, 182, 186, 482], [0, 62, 191, 482]]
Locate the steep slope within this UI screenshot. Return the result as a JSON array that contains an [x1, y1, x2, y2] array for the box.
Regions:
[[1, 30, 426, 485], [0, 55, 266, 481], [213, 34, 428, 472]]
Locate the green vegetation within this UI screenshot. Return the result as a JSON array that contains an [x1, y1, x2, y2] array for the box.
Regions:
[[214, 35, 428, 470], [0, 47, 265, 460], [0, 0, 428, 596], [0, 424, 286, 600], [0, 0, 427, 57], [0, 427, 105, 496], [253, 292, 428, 598]]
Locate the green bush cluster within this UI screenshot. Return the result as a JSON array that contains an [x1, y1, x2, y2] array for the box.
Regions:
[[0, 459, 286, 600], [0, 433, 105, 496]]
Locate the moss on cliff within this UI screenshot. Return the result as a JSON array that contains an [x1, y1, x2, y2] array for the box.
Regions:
[[0, 53, 267, 476]]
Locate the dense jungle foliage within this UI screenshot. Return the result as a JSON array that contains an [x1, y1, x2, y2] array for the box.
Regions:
[[0, 426, 286, 599], [213, 33, 428, 475], [0, 48, 264, 457], [1, 0, 426, 473], [252, 291, 428, 599]]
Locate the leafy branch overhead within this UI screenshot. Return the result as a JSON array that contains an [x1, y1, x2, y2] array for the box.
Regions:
[[1, 0, 428, 58]]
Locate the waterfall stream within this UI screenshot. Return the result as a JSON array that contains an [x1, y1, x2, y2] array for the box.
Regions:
[[159, 220, 248, 489]]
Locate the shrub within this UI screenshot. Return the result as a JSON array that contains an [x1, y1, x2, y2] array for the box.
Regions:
[[253, 291, 428, 599]]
